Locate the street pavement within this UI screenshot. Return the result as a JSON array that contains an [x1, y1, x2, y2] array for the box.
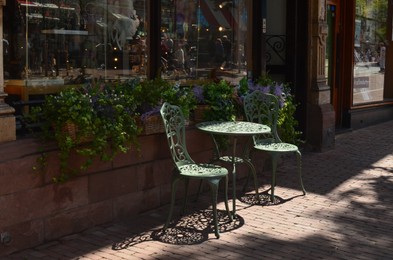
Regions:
[[6, 120, 393, 259]]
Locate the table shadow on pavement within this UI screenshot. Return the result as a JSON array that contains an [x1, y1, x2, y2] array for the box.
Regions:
[[112, 209, 244, 249], [239, 190, 305, 206]]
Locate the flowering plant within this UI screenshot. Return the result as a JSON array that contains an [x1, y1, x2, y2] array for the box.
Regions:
[[237, 76, 287, 107], [192, 84, 205, 104], [160, 82, 197, 119], [31, 80, 141, 182], [192, 80, 238, 121], [237, 76, 302, 144], [133, 77, 196, 120]]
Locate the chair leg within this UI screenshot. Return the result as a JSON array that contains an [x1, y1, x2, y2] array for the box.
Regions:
[[194, 179, 203, 202], [270, 154, 278, 202], [223, 175, 233, 222], [244, 159, 260, 203], [182, 178, 190, 213], [164, 177, 180, 230], [207, 178, 221, 238], [296, 150, 306, 195], [241, 171, 251, 192]]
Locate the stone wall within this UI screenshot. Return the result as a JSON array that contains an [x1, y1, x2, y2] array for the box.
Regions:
[[0, 128, 260, 256]]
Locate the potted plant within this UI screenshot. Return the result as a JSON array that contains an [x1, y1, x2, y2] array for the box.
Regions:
[[191, 84, 208, 122], [133, 77, 196, 134], [237, 75, 302, 145], [30, 79, 141, 182], [161, 82, 197, 121], [190, 80, 240, 151], [192, 79, 238, 122]]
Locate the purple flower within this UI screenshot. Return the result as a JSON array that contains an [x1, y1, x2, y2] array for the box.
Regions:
[[273, 84, 282, 96], [273, 83, 286, 108], [140, 106, 161, 121], [192, 85, 205, 104], [238, 77, 291, 108]]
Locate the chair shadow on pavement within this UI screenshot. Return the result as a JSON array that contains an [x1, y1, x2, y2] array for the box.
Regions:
[[112, 209, 244, 250], [239, 190, 305, 206]]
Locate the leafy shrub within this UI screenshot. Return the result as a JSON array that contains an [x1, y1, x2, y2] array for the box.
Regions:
[[31, 80, 140, 182], [237, 75, 303, 145]]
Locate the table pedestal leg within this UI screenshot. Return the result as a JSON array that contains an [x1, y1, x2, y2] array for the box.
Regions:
[[231, 138, 237, 218]]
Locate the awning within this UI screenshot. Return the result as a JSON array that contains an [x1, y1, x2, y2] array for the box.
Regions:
[[199, 0, 238, 30]]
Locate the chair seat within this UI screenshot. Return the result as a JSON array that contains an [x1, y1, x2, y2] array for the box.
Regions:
[[254, 141, 298, 153], [219, 156, 245, 164], [178, 163, 228, 178]]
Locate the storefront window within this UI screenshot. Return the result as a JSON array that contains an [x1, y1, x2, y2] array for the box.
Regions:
[[353, 0, 387, 105], [3, 0, 147, 85], [160, 0, 247, 84]]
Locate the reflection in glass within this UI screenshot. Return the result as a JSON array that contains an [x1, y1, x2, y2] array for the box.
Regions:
[[160, 0, 247, 84], [353, 0, 387, 105], [325, 4, 335, 89], [4, 0, 147, 85]]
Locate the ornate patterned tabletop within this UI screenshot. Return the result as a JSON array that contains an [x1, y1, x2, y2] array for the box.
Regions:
[[196, 121, 271, 136]]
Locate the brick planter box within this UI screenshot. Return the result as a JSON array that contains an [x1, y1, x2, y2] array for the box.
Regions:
[[0, 127, 265, 256]]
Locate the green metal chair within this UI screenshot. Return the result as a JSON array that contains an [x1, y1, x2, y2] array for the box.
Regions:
[[243, 91, 306, 202], [160, 102, 232, 238]]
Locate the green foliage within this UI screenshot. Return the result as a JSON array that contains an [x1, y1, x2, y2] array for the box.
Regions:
[[132, 77, 170, 113], [29, 77, 198, 182], [277, 95, 302, 145], [202, 80, 237, 121], [238, 75, 303, 145], [237, 77, 249, 97], [31, 80, 141, 182], [133, 77, 196, 119], [255, 74, 275, 86], [161, 83, 197, 119], [194, 80, 239, 150]]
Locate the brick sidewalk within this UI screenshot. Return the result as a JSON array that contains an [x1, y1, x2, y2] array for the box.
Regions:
[[6, 121, 393, 259]]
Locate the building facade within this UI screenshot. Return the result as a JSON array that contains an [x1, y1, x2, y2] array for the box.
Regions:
[[1, 0, 393, 255], [1, 0, 393, 146]]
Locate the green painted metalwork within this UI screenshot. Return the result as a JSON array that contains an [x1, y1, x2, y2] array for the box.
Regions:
[[160, 102, 232, 238], [196, 121, 271, 217], [243, 91, 306, 202]]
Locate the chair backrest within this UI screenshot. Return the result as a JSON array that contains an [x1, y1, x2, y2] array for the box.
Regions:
[[160, 102, 194, 168], [243, 91, 282, 143]]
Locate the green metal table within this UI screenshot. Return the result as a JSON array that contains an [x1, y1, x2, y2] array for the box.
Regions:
[[196, 121, 271, 217]]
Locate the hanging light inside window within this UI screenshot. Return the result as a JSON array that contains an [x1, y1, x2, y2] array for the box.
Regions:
[[219, 1, 231, 9]]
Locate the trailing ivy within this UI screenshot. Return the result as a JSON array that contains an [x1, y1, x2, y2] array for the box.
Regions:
[[30, 80, 141, 183]]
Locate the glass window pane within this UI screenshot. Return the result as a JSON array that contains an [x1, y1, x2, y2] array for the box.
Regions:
[[353, 0, 387, 105], [4, 0, 147, 85], [160, 0, 247, 84]]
